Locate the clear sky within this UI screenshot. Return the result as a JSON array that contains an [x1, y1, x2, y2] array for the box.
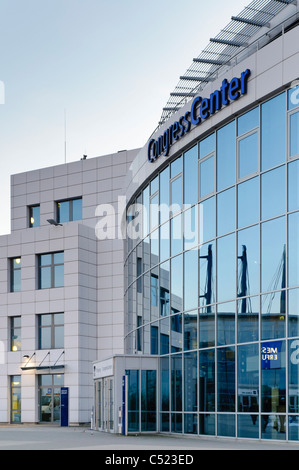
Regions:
[[0, 0, 244, 235]]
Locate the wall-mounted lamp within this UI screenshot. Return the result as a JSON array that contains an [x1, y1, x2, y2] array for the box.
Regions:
[[47, 219, 62, 227]]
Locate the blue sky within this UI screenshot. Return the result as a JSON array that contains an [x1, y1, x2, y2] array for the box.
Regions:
[[0, 0, 244, 235]]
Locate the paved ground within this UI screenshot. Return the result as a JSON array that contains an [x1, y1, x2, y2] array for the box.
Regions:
[[0, 425, 298, 451]]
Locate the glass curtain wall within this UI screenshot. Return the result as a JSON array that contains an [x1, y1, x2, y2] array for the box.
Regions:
[[125, 86, 299, 441]]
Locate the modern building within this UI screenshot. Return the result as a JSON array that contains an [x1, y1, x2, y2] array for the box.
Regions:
[[0, 0, 299, 442]]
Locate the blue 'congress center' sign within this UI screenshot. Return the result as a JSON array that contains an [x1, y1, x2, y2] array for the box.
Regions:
[[148, 69, 251, 163]]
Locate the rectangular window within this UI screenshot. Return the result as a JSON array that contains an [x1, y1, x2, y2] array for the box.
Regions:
[[289, 111, 299, 158], [38, 313, 64, 349], [57, 197, 82, 223], [38, 252, 64, 289], [10, 317, 21, 352], [238, 131, 258, 180], [10, 258, 21, 292], [261, 93, 286, 171], [217, 121, 236, 191], [11, 376, 21, 424], [29, 205, 40, 228]]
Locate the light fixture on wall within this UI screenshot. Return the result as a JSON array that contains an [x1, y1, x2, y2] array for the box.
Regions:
[[47, 219, 62, 227]]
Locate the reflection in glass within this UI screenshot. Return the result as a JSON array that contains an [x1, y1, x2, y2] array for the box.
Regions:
[[171, 214, 183, 257], [261, 93, 286, 171], [141, 370, 156, 432], [238, 132, 258, 179], [143, 186, 149, 238], [160, 168, 169, 224], [184, 205, 198, 251], [218, 347, 235, 412], [290, 111, 299, 157], [289, 289, 299, 338], [171, 255, 183, 314], [217, 188, 235, 236], [184, 352, 197, 412], [217, 234, 236, 302], [238, 296, 259, 344], [184, 311, 197, 351], [261, 340, 286, 417], [261, 217, 286, 294], [238, 177, 259, 229], [288, 85, 299, 111], [261, 291, 286, 340], [171, 314, 182, 353], [217, 121, 236, 191], [200, 156, 214, 198], [261, 166, 285, 220], [184, 249, 198, 312], [160, 222, 170, 262], [217, 302, 235, 346], [217, 414, 236, 437], [171, 355, 182, 412], [289, 338, 299, 414], [184, 414, 197, 435], [238, 225, 259, 297], [184, 146, 198, 206], [160, 318, 170, 355], [171, 156, 182, 179], [160, 357, 170, 411], [288, 212, 299, 287], [261, 415, 286, 440], [150, 193, 159, 230], [199, 349, 215, 412], [199, 305, 215, 349], [160, 261, 170, 317], [171, 176, 182, 213], [150, 229, 159, 267], [238, 343, 259, 413], [199, 242, 215, 308], [238, 415, 259, 439], [288, 159, 299, 212]]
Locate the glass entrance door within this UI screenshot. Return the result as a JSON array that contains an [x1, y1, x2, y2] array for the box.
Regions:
[[39, 374, 64, 423], [96, 378, 114, 432]]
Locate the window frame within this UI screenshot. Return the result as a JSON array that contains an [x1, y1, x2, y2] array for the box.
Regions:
[[28, 204, 40, 228], [38, 252, 64, 289], [56, 197, 82, 223], [10, 257, 21, 293], [38, 313, 64, 350]]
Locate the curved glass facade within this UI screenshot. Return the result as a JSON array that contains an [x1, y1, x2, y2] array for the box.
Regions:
[[125, 86, 299, 440]]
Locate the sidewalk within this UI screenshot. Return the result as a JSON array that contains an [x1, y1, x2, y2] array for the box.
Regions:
[[0, 426, 299, 450]]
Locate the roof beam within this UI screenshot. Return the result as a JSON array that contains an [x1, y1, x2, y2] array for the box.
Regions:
[[210, 37, 247, 48], [273, 0, 296, 4], [180, 75, 213, 82], [231, 15, 271, 28], [170, 92, 197, 97], [193, 58, 228, 65]]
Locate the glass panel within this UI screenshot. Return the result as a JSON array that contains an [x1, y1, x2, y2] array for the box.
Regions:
[[217, 234, 236, 302], [171, 214, 182, 257], [200, 156, 214, 198], [261, 291, 286, 340], [238, 225, 259, 297], [238, 132, 258, 179], [150, 194, 159, 230], [151, 322, 159, 355], [150, 176, 159, 195], [289, 212, 299, 287], [184, 205, 198, 251], [40, 388, 52, 422], [11, 376, 21, 424], [53, 388, 61, 423], [199, 242, 215, 308], [57, 201, 70, 223], [40, 254, 52, 266], [288, 84, 299, 110], [237, 106, 259, 136], [40, 327, 51, 349], [238, 296, 259, 344], [288, 159, 299, 212], [143, 186, 150, 237], [171, 355, 182, 412], [217, 187, 235, 236], [184, 414, 197, 435], [54, 252, 64, 264], [184, 249, 198, 312], [126, 370, 139, 433], [261, 166, 285, 220], [238, 415, 259, 439], [184, 352, 197, 412], [217, 301, 235, 346], [141, 371, 156, 432], [289, 289, 299, 338], [238, 176, 259, 229], [199, 134, 215, 159], [238, 343, 259, 413], [54, 265, 64, 288], [262, 415, 286, 440], [72, 198, 82, 221], [160, 357, 170, 411], [54, 326, 64, 349], [199, 197, 215, 244], [199, 305, 215, 349], [289, 416, 299, 441], [217, 346, 235, 412], [53, 374, 64, 386], [160, 317, 170, 355], [171, 255, 183, 314], [11, 269, 21, 293], [184, 311, 197, 351], [160, 222, 169, 262], [171, 314, 182, 353], [151, 229, 159, 267], [261, 93, 286, 171], [160, 261, 170, 317], [289, 339, 299, 414], [30, 205, 40, 228], [261, 217, 286, 294], [261, 340, 286, 416], [217, 121, 236, 191], [199, 414, 215, 436], [40, 266, 51, 289], [184, 145, 198, 206], [171, 413, 182, 433], [171, 156, 182, 179], [160, 168, 169, 225], [217, 414, 236, 437], [171, 176, 182, 213], [290, 111, 299, 157], [199, 349, 215, 412]]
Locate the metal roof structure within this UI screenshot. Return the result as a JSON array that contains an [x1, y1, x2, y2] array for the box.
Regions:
[[157, 0, 297, 128]]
